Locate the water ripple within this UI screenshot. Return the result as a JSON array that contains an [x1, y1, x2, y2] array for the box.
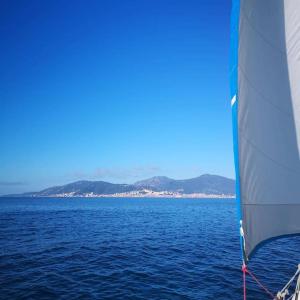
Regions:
[[0, 197, 300, 299]]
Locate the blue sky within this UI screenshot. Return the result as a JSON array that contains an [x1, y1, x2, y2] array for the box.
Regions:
[[0, 0, 233, 194]]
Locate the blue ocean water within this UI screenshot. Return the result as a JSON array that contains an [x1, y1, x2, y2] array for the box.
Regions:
[[0, 198, 299, 300]]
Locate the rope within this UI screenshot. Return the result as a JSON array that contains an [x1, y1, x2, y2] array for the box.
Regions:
[[286, 293, 294, 300], [242, 265, 275, 299], [242, 264, 247, 300], [278, 266, 300, 298], [246, 268, 275, 299]]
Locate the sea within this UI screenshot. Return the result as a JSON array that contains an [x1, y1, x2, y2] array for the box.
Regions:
[[0, 197, 299, 300]]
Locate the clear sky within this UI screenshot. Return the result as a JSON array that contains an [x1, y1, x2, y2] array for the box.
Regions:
[[1, 0, 233, 195]]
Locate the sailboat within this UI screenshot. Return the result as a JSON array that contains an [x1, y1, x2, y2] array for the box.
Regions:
[[230, 1, 300, 299]]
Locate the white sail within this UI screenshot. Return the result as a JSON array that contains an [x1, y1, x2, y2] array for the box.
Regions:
[[231, 0, 300, 260]]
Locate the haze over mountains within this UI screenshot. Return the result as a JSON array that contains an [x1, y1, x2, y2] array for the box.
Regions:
[[5, 174, 235, 197]]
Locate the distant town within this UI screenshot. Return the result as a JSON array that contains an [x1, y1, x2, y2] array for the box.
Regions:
[[3, 174, 236, 198], [38, 189, 234, 198]]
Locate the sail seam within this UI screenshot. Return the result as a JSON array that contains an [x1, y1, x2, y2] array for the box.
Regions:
[[238, 65, 293, 117], [240, 7, 285, 55], [241, 7, 300, 67], [239, 132, 300, 174]]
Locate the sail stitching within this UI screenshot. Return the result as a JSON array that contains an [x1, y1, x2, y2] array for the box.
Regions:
[[239, 132, 300, 174], [240, 7, 286, 55], [238, 65, 293, 117]]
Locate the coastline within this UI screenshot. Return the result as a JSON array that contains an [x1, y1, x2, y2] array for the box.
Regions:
[[9, 192, 235, 199]]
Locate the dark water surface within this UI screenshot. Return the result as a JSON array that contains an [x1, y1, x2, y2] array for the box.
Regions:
[[0, 198, 299, 299]]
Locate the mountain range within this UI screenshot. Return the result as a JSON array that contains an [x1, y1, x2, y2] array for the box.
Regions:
[[4, 174, 235, 197]]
